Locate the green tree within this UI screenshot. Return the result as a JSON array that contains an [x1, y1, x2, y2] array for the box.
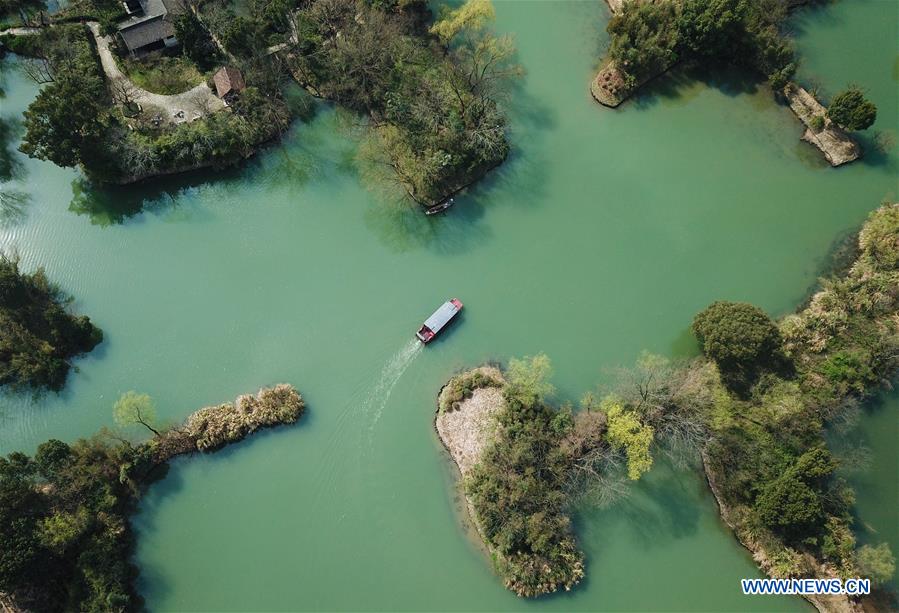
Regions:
[[692, 301, 786, 393], [113, 391, 161, 437], [34, 439, 72, 479], [174, 13, 221, 72], [827, 87, 877, 131], [857, 543, 896, 585], [506, 353, 554, 407], [36, 508, 91, 554], [605, 402, 654, 480], [18, 27, 114, 177], [607, 1, 678, 84], [755, 473, 824, 538]]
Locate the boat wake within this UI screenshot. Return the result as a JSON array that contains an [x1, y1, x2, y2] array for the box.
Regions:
[[362, 339, 422, 431], [310, 338, 422, 503]]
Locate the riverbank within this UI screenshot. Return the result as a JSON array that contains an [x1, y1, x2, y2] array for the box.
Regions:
[[150, 384, 305, 464], [700, 203, 898, 612], [436, 367, 505, 477], [703, 451, 861, 613]]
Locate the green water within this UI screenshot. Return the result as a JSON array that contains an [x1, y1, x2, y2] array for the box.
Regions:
[[1, 0, 897, 610]]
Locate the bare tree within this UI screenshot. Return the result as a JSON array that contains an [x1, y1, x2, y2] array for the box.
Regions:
[[110, 78, 140, 110], [22, 57, 54, 84]]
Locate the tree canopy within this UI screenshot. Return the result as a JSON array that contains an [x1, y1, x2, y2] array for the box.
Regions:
[[0, 253, 103, 391], [692, 301, 786, 393], [113, 391, 161, 437], [0, 439, 141, 611], [827, 87, 878, 131], [607, 0, 795, 89]]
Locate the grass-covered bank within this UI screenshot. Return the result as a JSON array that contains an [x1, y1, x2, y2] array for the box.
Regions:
[[0, 384, 304, 612], [439, 203, 898, 606]]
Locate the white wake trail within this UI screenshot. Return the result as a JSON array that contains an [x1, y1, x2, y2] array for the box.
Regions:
[[363, 339, 422, 431]]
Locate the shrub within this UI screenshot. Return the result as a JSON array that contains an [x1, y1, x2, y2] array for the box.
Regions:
[[439, 370, 502, 412], [810, 114, 825, 132], [857, 543, 896, 585], [819, 349, 877, 395]]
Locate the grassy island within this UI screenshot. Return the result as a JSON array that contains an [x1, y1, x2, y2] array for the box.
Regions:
[[0, 253, 102, 392], [437, 360, 586, 598], [0, 384, 304, 612], [439, 203, 898, 606]]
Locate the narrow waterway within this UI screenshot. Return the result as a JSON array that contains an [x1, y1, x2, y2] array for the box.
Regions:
[[0, 0, 896, 610]]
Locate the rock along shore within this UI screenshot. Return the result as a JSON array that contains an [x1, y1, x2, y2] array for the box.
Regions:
[[590, 0, 861, 167]]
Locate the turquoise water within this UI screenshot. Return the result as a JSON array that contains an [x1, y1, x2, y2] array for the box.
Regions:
[[0, 0, 896, 610]]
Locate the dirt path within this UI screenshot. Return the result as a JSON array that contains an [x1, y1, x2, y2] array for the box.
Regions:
[[0, 27, 42, 36], [87, 22, 224, 123]]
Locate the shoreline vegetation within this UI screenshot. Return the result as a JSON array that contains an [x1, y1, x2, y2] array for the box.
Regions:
[[0, 384, 304, 612], [436, 203, 898, 609], [0, 0, 517, 211], [590, 0, 870, 167], [0, 253, 102, 392]]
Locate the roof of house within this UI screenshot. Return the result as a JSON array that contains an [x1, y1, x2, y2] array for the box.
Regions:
[[213, 66, 246, 98], [117, 0, 185, 51]]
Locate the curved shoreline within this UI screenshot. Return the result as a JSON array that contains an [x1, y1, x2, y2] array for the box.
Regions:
[[433, 368, 508, 578]]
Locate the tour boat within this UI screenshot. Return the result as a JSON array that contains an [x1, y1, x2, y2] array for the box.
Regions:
[[416, 299, 463, 343], [424, 198, 455, 215]]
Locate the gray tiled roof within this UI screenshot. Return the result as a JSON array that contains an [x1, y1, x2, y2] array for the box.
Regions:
[[117, 0, 185, 51]]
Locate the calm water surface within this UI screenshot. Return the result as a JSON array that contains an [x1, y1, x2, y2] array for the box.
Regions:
[[1, 0, 896, 610]]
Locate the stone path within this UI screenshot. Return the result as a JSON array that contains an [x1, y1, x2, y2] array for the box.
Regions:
[[87, 22, 224, 124]]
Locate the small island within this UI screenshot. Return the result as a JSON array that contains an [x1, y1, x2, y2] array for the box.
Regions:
[[0, 384, 304, 612]]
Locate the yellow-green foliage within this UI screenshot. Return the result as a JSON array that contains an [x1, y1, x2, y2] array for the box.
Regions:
[[430, 0, 495, 43], [605, 402, 654, 480], [506, 353, 554, 407], [37, 508, 92, 554]]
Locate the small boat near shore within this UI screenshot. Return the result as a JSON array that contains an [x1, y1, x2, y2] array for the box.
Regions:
[[424, 198, 455, 215], [416, 299, 463, 343]]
